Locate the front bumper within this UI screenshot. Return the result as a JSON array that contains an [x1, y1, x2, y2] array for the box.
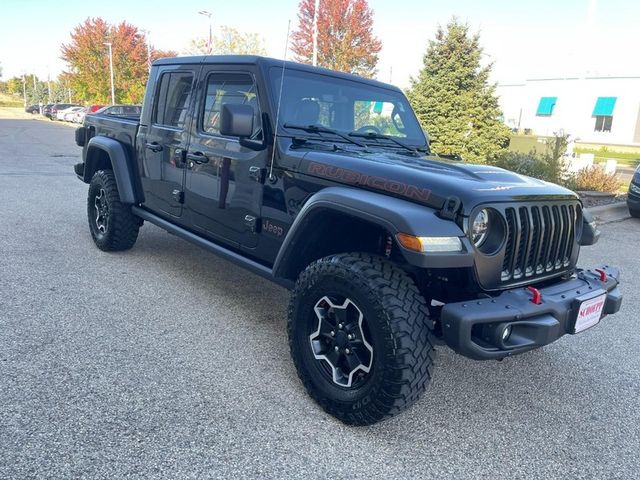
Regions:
[[441, 265, 622, 360]]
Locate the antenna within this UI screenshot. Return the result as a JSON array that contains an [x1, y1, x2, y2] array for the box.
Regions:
[[268, 19, 291, 182]]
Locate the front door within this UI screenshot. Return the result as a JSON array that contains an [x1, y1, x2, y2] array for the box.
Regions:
[[183, 69, 268, 249], [138, 67, 197, 218]]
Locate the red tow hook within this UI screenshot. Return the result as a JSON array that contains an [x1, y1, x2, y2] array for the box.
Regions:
[[527, 286, 543, 305], [595, 268, 607, 283]]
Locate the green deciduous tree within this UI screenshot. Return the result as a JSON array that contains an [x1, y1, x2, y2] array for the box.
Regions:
[[5, 77, 23, 96], [291, 0, 382, 78], [61, 17, 177, 104], [187, 26, 267, 55], [407, 19, 510, 163]]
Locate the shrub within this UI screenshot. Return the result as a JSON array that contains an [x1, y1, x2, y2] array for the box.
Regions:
[[490, 151, 550, 180], [565, 165, 622, 193], [491, 133, 570, 185], [543, 134, 570, 185]]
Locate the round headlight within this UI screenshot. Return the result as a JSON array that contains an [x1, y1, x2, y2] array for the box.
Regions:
[[471, 209, 490, 247]]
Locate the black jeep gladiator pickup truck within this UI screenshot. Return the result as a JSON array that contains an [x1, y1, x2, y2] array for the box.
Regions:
[[74, 55, 622, 425]]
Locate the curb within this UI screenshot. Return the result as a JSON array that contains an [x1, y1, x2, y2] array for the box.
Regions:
[[586, 201, 630, 224]]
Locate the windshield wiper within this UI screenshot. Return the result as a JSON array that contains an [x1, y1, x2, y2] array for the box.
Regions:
[[283, 123, 369, 149], [291, 136, 348, 152], [348, 131, 424, 154], [432, 152, 462, 161]]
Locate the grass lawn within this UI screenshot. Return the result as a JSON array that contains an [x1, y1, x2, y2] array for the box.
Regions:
[[574, 147, 640, 167], [509, 134, 640, 168], [508, 134, 554, 154], [0, 92, 24, 108]]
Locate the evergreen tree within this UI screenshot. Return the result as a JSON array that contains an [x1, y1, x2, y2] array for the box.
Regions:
[[407, 19, 510, 163]]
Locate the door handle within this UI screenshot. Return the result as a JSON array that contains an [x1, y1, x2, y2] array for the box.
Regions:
[[145, 142, 163, 152], [186, 152, 209, 164]]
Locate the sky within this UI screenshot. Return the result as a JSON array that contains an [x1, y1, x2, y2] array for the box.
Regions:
[[1, 0, 639, 88]]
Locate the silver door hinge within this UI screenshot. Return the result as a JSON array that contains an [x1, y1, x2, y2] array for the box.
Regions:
[[172, 189, 184, 203], [244, 215, 258, 233], [248, 166, 265, 183]]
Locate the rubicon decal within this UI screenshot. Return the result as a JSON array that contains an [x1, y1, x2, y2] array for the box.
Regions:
[[307, 162, 431, 202]]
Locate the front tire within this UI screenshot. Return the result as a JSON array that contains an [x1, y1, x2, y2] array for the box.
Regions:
[[630, 206, 640, 218], [87, 170, 140, 251], [288, 253, 436, 426]]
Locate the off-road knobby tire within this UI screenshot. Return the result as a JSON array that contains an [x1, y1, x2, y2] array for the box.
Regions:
[[630, 207, 640, 219], [87, 170, 140, 251], [288, 253, 436, 426]]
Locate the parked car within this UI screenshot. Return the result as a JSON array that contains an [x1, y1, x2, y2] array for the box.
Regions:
[[50, 103, 78, 120], [25, 104, 40, 114], [93, 104, 142, 117], [70, 107, 87, 124], [77, 104, 107, 123], [42, 104, 53, 119], [61, 106, 85, 122], [73, 55, 622, 426], [56, 105, 83, 120], [628, 164, 640, 218]]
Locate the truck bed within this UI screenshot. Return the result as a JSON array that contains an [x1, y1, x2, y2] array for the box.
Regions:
[[84, 112, 140, 151]]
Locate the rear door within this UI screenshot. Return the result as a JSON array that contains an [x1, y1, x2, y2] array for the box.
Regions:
[[137, 67, 197, 218], [183, 67, 268, 248]]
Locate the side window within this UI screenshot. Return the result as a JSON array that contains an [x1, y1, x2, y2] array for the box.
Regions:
[[154, 71, 194, 128], [201, 73, 262, 139]]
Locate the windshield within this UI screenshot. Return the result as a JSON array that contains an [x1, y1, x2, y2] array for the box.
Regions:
[[269, 67, 427, 147]]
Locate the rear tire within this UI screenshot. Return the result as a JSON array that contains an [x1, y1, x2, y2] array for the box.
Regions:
[[288, 253, 436, 426], [87, 170, 140, 251]]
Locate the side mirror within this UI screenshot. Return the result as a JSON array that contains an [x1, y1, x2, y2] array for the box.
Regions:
[[220, 103, 254, 138]]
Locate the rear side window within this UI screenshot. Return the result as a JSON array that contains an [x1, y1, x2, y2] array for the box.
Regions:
[[201, 73, 262, 139], [121, 105, 141, 115], [154, 72, 194, 128]]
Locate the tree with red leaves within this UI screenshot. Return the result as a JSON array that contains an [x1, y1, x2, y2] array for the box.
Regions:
[[61, 18, 176, 104], [291, 0, 382, 78]]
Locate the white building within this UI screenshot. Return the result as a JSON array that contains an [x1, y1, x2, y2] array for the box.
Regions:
[[497, 76, 640, 146]]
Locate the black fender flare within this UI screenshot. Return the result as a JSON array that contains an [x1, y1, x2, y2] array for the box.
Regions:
[[84, 136, 139, 204], [272, 187, 474, 281]]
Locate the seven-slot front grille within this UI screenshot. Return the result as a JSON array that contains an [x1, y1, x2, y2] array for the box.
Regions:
[[501, 203, 579, 282]]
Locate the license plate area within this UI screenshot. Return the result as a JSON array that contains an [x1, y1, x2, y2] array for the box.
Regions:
[[572, 291, 607, 334]]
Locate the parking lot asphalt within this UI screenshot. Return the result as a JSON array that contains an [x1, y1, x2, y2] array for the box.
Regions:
[[1, 117, 639, 479]]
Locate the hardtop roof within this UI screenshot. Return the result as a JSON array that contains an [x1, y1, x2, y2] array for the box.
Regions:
[[153, 55, 402, 93]]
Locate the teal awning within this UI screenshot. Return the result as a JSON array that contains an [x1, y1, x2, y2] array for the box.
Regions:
[[592, 97, 617, 116], [536, 97, 557, 116]]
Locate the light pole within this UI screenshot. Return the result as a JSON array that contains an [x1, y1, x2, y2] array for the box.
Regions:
[[104, 42, 115, 105], [198, 10, 213, 54], [140, 29, 152, 70], [32, 74, 39, 111], [21, 73, 27, 107], [312, 0, 320, 66]]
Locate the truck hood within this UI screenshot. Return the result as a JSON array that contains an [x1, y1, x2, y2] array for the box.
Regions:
[[295, 149, 578, 215]]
